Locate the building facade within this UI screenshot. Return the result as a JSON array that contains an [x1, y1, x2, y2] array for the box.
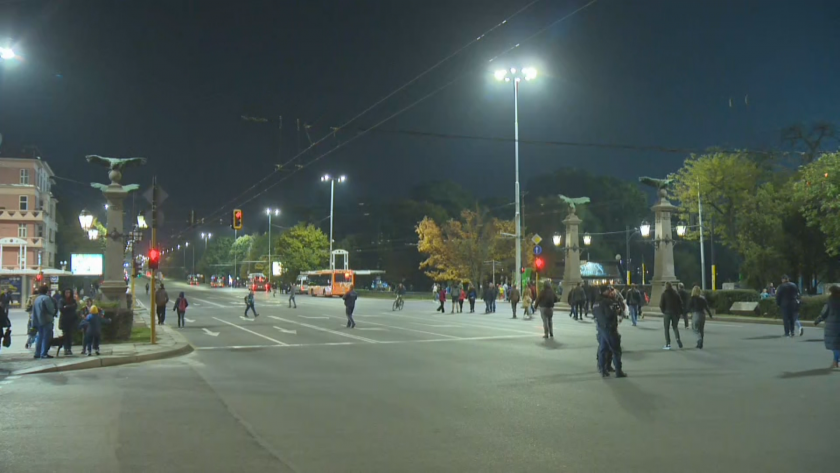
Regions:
[[0, 156, 58, 271]]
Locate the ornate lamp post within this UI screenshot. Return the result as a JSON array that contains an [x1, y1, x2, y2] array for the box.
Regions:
[[639, 177, 681, 304], [559, 195, 590, 296]]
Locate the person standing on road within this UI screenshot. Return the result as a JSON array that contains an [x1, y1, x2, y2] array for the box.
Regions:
[[522, 287, 532, 319], [58, 289, 79, 355], [155, 284, 170, 325], [244, 289, 259, 318], [595, 286, 627, 378], [78, 305, 109, 356], [32, 284, 56, 359], [436, 286, 446, 313], [343, 284, 358, 328], [534, 280, 557, 338], [626, 284, 643, 326], [510, 284, 521, 319], [458, 286, 465, 313], [687, 286, 713, 349], [677, 283, 691, 329], [467, 284, 477, 313], [145, 282, 150, 295], [813, 284, 840, 369], [659, 282, 684, 350], [289, 283, 297, 308], [450, 283, 461, 314], [776, 275, 801, 337], [173, 291, 189, 328]]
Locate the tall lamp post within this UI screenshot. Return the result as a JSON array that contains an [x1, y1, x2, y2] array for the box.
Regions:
[[199, 233, 211, 277], [320, 174, 346, 270], [494, 66, 537, 288], [266, 208, 280, 284]]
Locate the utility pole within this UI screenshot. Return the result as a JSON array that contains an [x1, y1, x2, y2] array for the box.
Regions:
[[149, 177, 158, 345], [625, 225, 631, 285], [698, 185, 706, 290], [233, 229, 237, 285], [710, 216, 716, 291]]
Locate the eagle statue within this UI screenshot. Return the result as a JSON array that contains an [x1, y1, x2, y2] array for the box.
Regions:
[[558, 194, 590, 214], [86, 155, 147, 185]]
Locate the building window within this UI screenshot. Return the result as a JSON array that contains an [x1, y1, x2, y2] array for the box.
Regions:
[[37, 225, 44, 238], [19, 195, 28, 211], [20, 169, 30, 185], [18, 224, 27, 238]]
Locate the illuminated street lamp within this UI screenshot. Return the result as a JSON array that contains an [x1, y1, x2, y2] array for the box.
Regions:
[[493, 65, 538, 284], [0, 47, 15, 60], [137, 213, 148, 229], [583, 233, 592, 246], [79, 209, 94, 231], [640, 220, 651, 238], [676, 220, 687, 237], [552, 232, 562, 247], [87, 228, 99, 240], [320, 174, 346, 269], [266, 208, 280, 283]]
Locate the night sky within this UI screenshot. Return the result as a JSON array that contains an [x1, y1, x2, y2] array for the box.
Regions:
[[1, 0, 838, 240]]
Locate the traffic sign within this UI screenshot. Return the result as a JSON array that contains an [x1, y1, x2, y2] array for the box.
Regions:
[[533, 245, 542, 255], [532, 234, 542, 245], [143, 185, 168, 204]]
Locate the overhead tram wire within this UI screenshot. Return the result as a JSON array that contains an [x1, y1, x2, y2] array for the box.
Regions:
[[195, 0, 545, 227], [170, 0, 603, 240]]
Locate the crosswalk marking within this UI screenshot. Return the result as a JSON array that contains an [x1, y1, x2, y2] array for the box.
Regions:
[[212, 317, 288, 346], [268, 316, 377, 343]]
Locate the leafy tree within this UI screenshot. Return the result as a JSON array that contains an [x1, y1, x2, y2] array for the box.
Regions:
[[410, 180, 476, 218], [197, 236, 234, 276], [793, 151, 840, 256], [782, 122, 838, 164], [274, 223, 330, 283]]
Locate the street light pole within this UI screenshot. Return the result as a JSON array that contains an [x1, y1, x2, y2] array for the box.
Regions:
[[266, 208, 279, 284], [320, 174, 346, 270]]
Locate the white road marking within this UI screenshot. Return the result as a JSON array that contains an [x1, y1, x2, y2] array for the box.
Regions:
[[299, 315, 329, 319], [426, 324, 462, 328], [212, 317, 288, 346], [190, 297, 227, 308], [273, 326, 297, 334], [355, 327, 387, 331], [7, 375, 21, 380], [194, 334, 534, 350], [326, 314, 459, 339], [185, 318, 196, 323], [202, 328, 220, 337], [240, 316, 255, 322], [268, 315, 377, 343]]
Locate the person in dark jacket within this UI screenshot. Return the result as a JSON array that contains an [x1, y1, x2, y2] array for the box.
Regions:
[[78, 305, 110, 356], [594, 286, 627, 378], [450, 283, 461, 314], [677, 283, 691, 328], [534, 280, 557, 338], [776, 275, 800, 337], [659, 282, 684, 349], [687, 286, 713, 349], [342, 285, 358, 328], [58, 289, 79, 355], [813, 284, 840, 369], [626, 284, 643, 326], [437, 286, 446, 313], [467, 285, 477, 313], [172, 292, 189, 328], [510, 285, 521, 319]]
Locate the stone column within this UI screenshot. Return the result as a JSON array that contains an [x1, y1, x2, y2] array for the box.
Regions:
[[649, 195, 680, 305], [561, 212, 583, 296], [98, 185, 130, 309]]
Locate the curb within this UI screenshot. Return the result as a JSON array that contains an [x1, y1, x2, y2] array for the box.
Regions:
[[10, 343, 194, 375]]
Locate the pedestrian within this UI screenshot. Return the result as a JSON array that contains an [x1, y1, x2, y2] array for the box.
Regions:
[[510, 284, 521, 319], [458, 286, 465, 313], [450, 283, 461, 314], [79, 297, 92, 355], [437, 286, 446, 313], [594, 286, 627, 378], [32, 284, 56, 359], [626, 284, 643, 326], [687, 285, 713, 349], [58, 289, 79, 356], [173, 291, 189, 328], [289, 283, 297, 308], [78, 305, 110, 356], [145, 282, 150, 295], [659, 282, 684, 350], [569, 283, 583, 320], [522, 288, 532, 319], [0, 290, 10, 354], [534, 280, 557, 338], [776, 275, 801, 337], [244, 289, 259, 318], [272, 283, 277, 298], [467, 284, 477, 313], [24, 293, 38, 349], [678, 283, 691, 328], [343, 284, 358, 328], [813, 284, 840, 369], [155, 283, 170, 325]]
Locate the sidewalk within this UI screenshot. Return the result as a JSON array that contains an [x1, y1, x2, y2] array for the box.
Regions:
[[0, 304, 193, 376], [554, 303, 785, 325]]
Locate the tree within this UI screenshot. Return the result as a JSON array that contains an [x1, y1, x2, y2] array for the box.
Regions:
[[782, 122, 838, 164], [275, 223, 329, 283], [230, 234, 253, 279], [793, 151, 840, 256], [410, 180, 476, 218], [197, 236, 234, 276]]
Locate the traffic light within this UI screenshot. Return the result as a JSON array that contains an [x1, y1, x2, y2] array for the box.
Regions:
[[148, 248, 160, 270], [232, 209, 243, 230], [534, 256, 545, 272], [35, 271, 44, 283]]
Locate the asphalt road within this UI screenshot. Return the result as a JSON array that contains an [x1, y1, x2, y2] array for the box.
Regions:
[[1, 281, 838, 473]]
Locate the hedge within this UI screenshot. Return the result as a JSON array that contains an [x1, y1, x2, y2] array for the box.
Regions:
[[757, 295, 829, 320]]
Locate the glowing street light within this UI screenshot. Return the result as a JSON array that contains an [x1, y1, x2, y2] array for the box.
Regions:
[[266, 208, 281, 283], [87, 228, 99, 240], [552, 232, 562, 247], [137, 213, 148, 229], [640, 220, 651, 238], [320, 174, 347, 268], [676, 221, 688, 237], [78, 209, 94, 231], [0, 47, 15, 60], [583, 233, 592, 246]]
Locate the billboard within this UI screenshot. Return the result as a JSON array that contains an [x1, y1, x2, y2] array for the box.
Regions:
[[272, 261, 283, 276], [71, 254, 103, 276]]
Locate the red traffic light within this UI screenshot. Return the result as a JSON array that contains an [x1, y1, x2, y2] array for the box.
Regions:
[[534, 257, 545, 272], [35, 272, 43, 282], [149, 248, 161, 270], [232, 209, 243, 230]]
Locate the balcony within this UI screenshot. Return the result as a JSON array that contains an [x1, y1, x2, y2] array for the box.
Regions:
[[0, 209, 48, 221]]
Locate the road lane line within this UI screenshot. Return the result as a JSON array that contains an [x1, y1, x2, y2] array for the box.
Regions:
[[202, 328, 220, 337], [212, 317, 288, 346], [300, 315, 329, 319], [185, 318, 196, 323], [327, 315, 460, 339], [190, 297, 227, 308], [268, 315, 377, 343], [273, 326, 297, 334]]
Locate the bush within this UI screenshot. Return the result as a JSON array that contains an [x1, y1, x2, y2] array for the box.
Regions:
[[757, 295, 828, 320], [101, 308, 134, 342], [702, 290, 759, 314]]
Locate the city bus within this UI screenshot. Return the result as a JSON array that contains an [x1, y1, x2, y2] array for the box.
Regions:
[[295, 274, 309, 294], [247, 272, 268, 292], [209, 275, 225, 288], [302, 270, 354, 297]]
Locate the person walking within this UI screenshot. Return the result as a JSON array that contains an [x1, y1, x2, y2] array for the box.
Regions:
[[687, 286, 713, 348], [32, 285, 56, 359], [594, 286, 627, 378], [776, 275, 801, 337], [510, 284, 521, 319], [467, 284, 477, 313], [155, 283, 170, 325], [58, 289, 79, 355], [450, 283, 461, 314], [145, 282, 150, 295], [78, 305, 110, 356], [343, 284, 358, 328], [436, 286, 446, 313], [659, 282, 684, 350], [458, 286, 465, 313], [626, 284, 643, 326], [534, 280, 557, 338], [244, 289, 259, 318], [522, 287, 533, 319], [677, 283, 691, 328], [173, 291, 189, 328], [813, 284, 840, 369], [289, 283, 298, 308]]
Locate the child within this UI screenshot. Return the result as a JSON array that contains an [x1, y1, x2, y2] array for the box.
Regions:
[[78, 305, 110, 356], [172, 291, 189, 328], [80, 298, 92, 354]]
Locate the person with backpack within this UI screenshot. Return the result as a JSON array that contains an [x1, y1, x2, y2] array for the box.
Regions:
[[173, 292, 189, 328], [244, 289, 258, 318], [626, 284, 643, 326], [534, 280, 558, 338], [155, 283, 169, 325]]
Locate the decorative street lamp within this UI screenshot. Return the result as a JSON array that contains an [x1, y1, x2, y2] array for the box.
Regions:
[[87, 228, 99, 240], [640, 220, 651, 238], [0, 47, 15, 61], [583, 233, 592, 246], [320, 174, 346, 269], [552, 232, 562, 247], [266, 208, 280, 284], [137, 213, 148, 229], [79, 209, 94, 231], [676, 220, 687, 237]]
